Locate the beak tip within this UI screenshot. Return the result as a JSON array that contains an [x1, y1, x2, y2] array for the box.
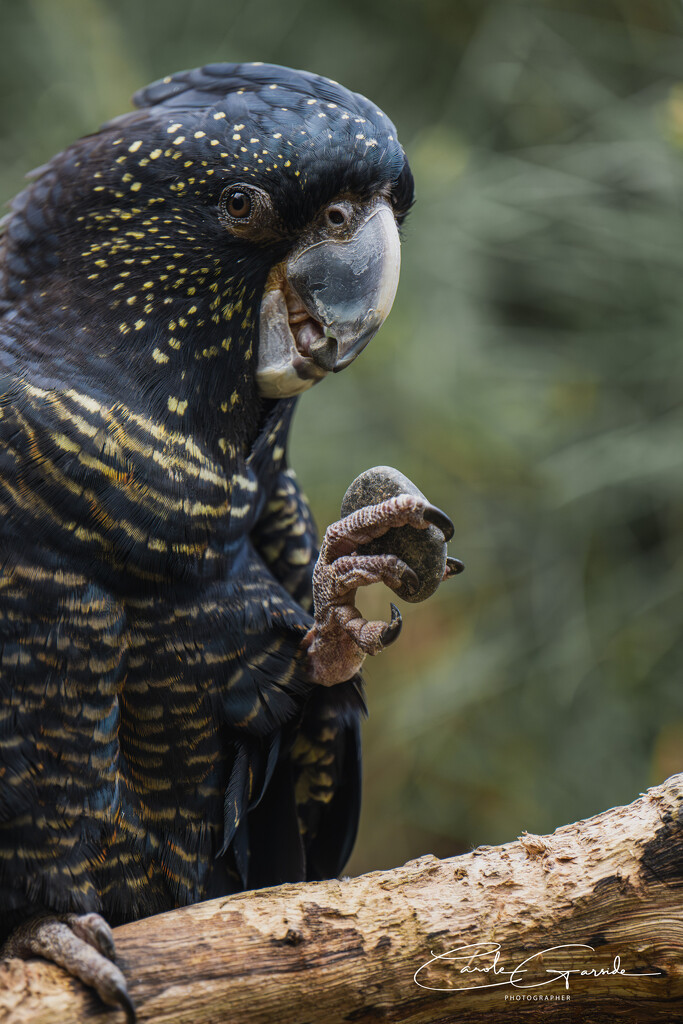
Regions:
[[309, 335, 339, 372]]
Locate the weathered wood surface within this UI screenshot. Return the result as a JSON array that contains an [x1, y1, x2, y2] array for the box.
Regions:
[[1, 774, 682, 1023]]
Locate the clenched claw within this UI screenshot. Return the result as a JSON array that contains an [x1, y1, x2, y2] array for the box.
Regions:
[[326, 494, 447, 562], [305, 493, 455, 685], [423, 504, 455, 541], [2, 913, 135, 1023], [397, 564, 420, 596], [323, 553, 419, 600], [444, 556, 465, 578], [380, 603, 402, 647]]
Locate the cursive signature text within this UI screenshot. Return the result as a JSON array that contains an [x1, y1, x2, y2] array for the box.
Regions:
[[414, 942, 662, 993]]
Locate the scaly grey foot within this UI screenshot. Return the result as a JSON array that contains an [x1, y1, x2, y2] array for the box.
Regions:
[[305, 493, 454, 685], [2, 912, 135, 1022]]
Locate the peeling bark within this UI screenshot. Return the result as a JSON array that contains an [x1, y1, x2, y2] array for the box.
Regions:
[[1, 774, 682, 1023]]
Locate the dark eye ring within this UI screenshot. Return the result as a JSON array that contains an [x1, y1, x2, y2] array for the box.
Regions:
[[225, 190, 252, 220]]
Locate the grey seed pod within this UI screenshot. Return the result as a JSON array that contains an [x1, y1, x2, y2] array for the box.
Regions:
[[341, 466, 447, 603]]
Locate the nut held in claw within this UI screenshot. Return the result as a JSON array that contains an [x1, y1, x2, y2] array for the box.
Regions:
[[341, 466, 458, 603]]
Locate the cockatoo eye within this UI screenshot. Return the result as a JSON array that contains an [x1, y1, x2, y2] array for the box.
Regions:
[[224, 190, 252, 220]]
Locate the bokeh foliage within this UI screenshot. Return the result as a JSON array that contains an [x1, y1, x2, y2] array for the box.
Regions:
[[1, 0, 681, 874]]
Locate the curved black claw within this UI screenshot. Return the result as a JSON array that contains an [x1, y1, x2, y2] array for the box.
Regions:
[[444, 556, 465, 578], [380, 603, 402, 647], [423, 504, 455, 542], [401, 565, 420, 596], [118, 990, 137, 1024]]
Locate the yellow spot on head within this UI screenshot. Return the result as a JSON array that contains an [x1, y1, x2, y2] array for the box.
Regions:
[[167, 123, 182, 133], [213, 111, 226, 120], [128, 140, 142, 153], [152, 347, 169, 364], [307, 99, 316, 105], [131, 181, 142, 191], [194, 131, 206, 139], [173, 136, 185, 145], [150, 149, 162, 159], [167, 396, 188, 415], [134, 319, 146, 330]]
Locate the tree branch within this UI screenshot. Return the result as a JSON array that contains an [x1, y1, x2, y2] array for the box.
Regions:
[[2, 774, 682, 1023]]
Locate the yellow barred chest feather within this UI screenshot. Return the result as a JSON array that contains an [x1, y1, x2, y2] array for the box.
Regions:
[[0, 370, 345, 927]]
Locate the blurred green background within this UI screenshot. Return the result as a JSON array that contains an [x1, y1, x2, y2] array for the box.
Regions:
[[2, 0, 682, 875]]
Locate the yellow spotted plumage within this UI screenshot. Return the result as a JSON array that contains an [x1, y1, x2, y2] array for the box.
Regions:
[[0, 60, 414, 940]]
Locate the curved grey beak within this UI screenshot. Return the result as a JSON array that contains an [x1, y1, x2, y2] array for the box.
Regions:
[[286, 202, 401, 372]]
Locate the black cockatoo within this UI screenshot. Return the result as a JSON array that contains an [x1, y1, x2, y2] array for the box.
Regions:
[[0, 62, 455, 1017]]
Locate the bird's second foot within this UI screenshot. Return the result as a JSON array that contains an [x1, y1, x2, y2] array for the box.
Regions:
[[2, 912, 135, 1022]]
